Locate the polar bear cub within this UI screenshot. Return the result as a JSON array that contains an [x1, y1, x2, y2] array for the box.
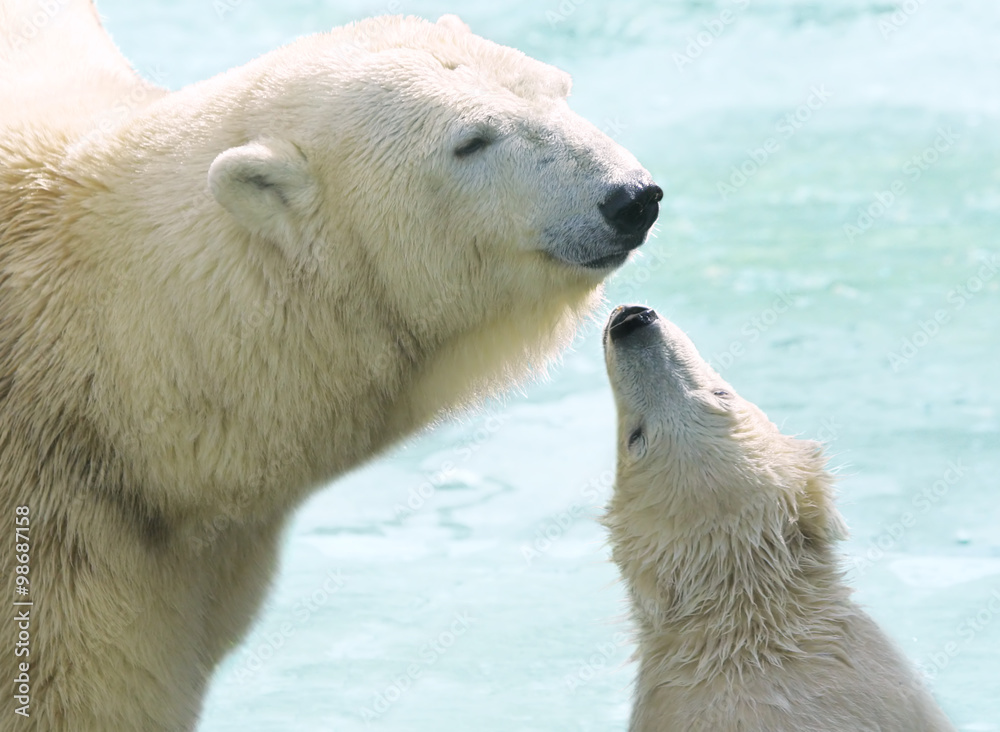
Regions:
[[601, 305, 955, 732]]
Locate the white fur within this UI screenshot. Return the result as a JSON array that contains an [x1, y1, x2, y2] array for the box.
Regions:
[[0, 0, 166, 130], [0, 10, 656, 730], [602, 309, 955, 732]]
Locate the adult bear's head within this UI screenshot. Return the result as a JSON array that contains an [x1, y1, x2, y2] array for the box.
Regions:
[[10, 14, 662, 526], [206, 15, 660, 353]]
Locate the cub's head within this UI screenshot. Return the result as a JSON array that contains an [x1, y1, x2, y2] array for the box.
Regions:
[[208, 15, 660, 338], [602, 306, 847, 551]]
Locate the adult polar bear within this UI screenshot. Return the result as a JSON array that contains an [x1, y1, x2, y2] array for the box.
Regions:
[[0, 3, 661, 730]]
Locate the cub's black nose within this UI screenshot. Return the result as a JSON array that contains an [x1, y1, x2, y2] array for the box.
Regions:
[[600, 183, 663, 238], [609, 305, 658, 341]]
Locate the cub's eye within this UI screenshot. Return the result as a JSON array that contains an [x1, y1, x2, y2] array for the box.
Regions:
[[454, 136, 491, 158], [628, 427, 644, 450], [713, 389, 731, 398]]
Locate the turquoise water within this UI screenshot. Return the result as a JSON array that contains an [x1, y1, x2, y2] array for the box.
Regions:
[[101, 1, 999, 729]]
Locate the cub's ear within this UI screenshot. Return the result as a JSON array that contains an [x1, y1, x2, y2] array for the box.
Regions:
[[799, 478, 849, 543], [208, 139, 317, 258], [795, 442, 849, 544], [437, 14, 470, 33]]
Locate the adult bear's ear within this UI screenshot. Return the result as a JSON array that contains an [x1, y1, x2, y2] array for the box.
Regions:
[[208, 138, 317, 258], [436, 14, 470, 33]]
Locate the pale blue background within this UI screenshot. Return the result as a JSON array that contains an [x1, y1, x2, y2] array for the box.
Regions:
[[99, 1, 999, 729]]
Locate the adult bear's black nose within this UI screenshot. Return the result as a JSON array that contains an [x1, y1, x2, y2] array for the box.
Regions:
[[600, 183, 663, 237]]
